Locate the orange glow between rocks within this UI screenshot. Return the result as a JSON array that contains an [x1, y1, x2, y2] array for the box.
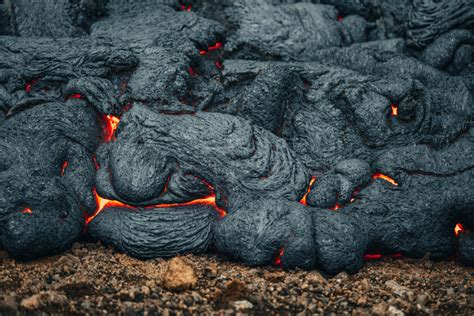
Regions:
[[330, 202, 341, 211], [391, 104, 398, 116], [364, 253, 402, 261], [85, 187, 227, 227], [25, 78, 40, 93], [60, 161, 68, 176], [180, 4, 192, 11], [21, 207, 33, 214], [199, 42, 223, 55], [455, 223, 464, 237], [67, 93, 84, 100], [275, 247, 284, 266], [102, 114, 121, 142], [299, 176, 316, 206], [372, 173, 398, 186]]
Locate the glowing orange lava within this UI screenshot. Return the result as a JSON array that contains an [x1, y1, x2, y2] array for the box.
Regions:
[[85, 187, 227, 226], [364, 253, 402, 261], [391, 104, 398, 116], [60, 161, 68, 176], [67, 93, 84, 100], [275, 247, 284, 266], [188, 67, 198, 77], [103, 114, 121, 142], [455, 223, 464, 237], [25, 78, 40, 93], [330, 203, 341, 211], [299, 176, 316, 206], [372, 173, 398, 186], [180, 4, 192, 11], [21, 207, 33, 214], [199, 42, 223, 55]]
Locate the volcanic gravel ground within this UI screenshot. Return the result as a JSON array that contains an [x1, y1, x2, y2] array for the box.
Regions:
[[0, 243, 472, 315]]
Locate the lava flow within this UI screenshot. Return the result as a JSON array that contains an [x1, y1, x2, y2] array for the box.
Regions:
[[372, 173, 398, 186], [102, 114, 121, 142], [391, 103, 398, 116], [21, 207, 33, 214], [363, 253, 402, 261], [85, 187, 227, 227], [25, 78, 40, 93], [455, 223, 464, 237], [299, 176, 316, 205], [60, 160, 68, 176], [274, 247, 285, 266]]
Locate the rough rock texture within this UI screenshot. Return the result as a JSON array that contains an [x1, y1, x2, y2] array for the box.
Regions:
[[0, 0, 473, 274]]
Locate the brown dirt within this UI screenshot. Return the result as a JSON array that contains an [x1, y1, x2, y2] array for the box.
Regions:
[[0, 242, 472, 315]]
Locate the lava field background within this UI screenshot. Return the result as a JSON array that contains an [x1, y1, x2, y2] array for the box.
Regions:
[[0, 0, 473, 314]]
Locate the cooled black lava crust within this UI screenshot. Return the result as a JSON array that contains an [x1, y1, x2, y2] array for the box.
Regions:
[[0, 0, 473, 274]]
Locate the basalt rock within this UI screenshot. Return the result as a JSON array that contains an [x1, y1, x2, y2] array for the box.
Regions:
[[0, 0, 472, 273]]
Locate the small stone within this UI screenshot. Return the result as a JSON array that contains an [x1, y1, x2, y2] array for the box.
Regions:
[[163, 257, 197, 291], [20, 291, 68, 310], [305, 271, 326, 285], [357, 296, 367, 306], [141, 286, 150, 296], [232, 300, 253, 310], [0, 294, 17, 312], [80, 300, 92, 310], [385, 280, 415, 301]]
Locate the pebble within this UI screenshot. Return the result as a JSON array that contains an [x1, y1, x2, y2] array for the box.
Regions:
[[163, 257, 197, 291]]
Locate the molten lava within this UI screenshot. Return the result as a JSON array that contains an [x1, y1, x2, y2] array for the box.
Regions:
[[67, 93, 84, 100], [372, 173, 398, 186], [188, 67, 198, 77], [275, 247, 284, 266], [60, 161, 68, 176], [21, 207, 33, 214], [455, 223, 464, 237], [199, 42, 223, 55], [102, 114, 121, 142], [363, 253, 402, 261], [85, 187, 227, 227], [330, 202, 341, 211], [391, 103, 398, 116], [25, 78, 40, 93], [180, 4, 192, 11], [299, 176, 316, 206]]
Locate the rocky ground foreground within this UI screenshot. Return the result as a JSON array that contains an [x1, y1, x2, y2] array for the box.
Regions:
[[0, 242, 472, 315]]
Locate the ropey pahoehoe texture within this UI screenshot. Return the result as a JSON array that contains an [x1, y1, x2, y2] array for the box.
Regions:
[[0, 0, 473, 275]]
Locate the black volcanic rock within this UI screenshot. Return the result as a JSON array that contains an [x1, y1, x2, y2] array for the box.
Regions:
[[0, 0, 472, 273]]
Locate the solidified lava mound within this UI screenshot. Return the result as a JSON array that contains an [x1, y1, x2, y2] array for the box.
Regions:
[[0, 0, 473, 275]]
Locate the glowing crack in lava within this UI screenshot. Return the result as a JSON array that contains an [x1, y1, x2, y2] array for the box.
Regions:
[[372, 173, 399, 186], [102, 114, 121, 142], [455, 223, 464, 237], [363, 253, 402, 261], [391, 103, 398, 116], [330, 203, 341, 211], [85, 188, 227, 226], [299, 176, 316, 206], [274, 247, 284, 266], [21, 207, 33, 214], [60, 161, 68, 176], [199, 42, 223, 55], [25, 78, 40, 93]]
